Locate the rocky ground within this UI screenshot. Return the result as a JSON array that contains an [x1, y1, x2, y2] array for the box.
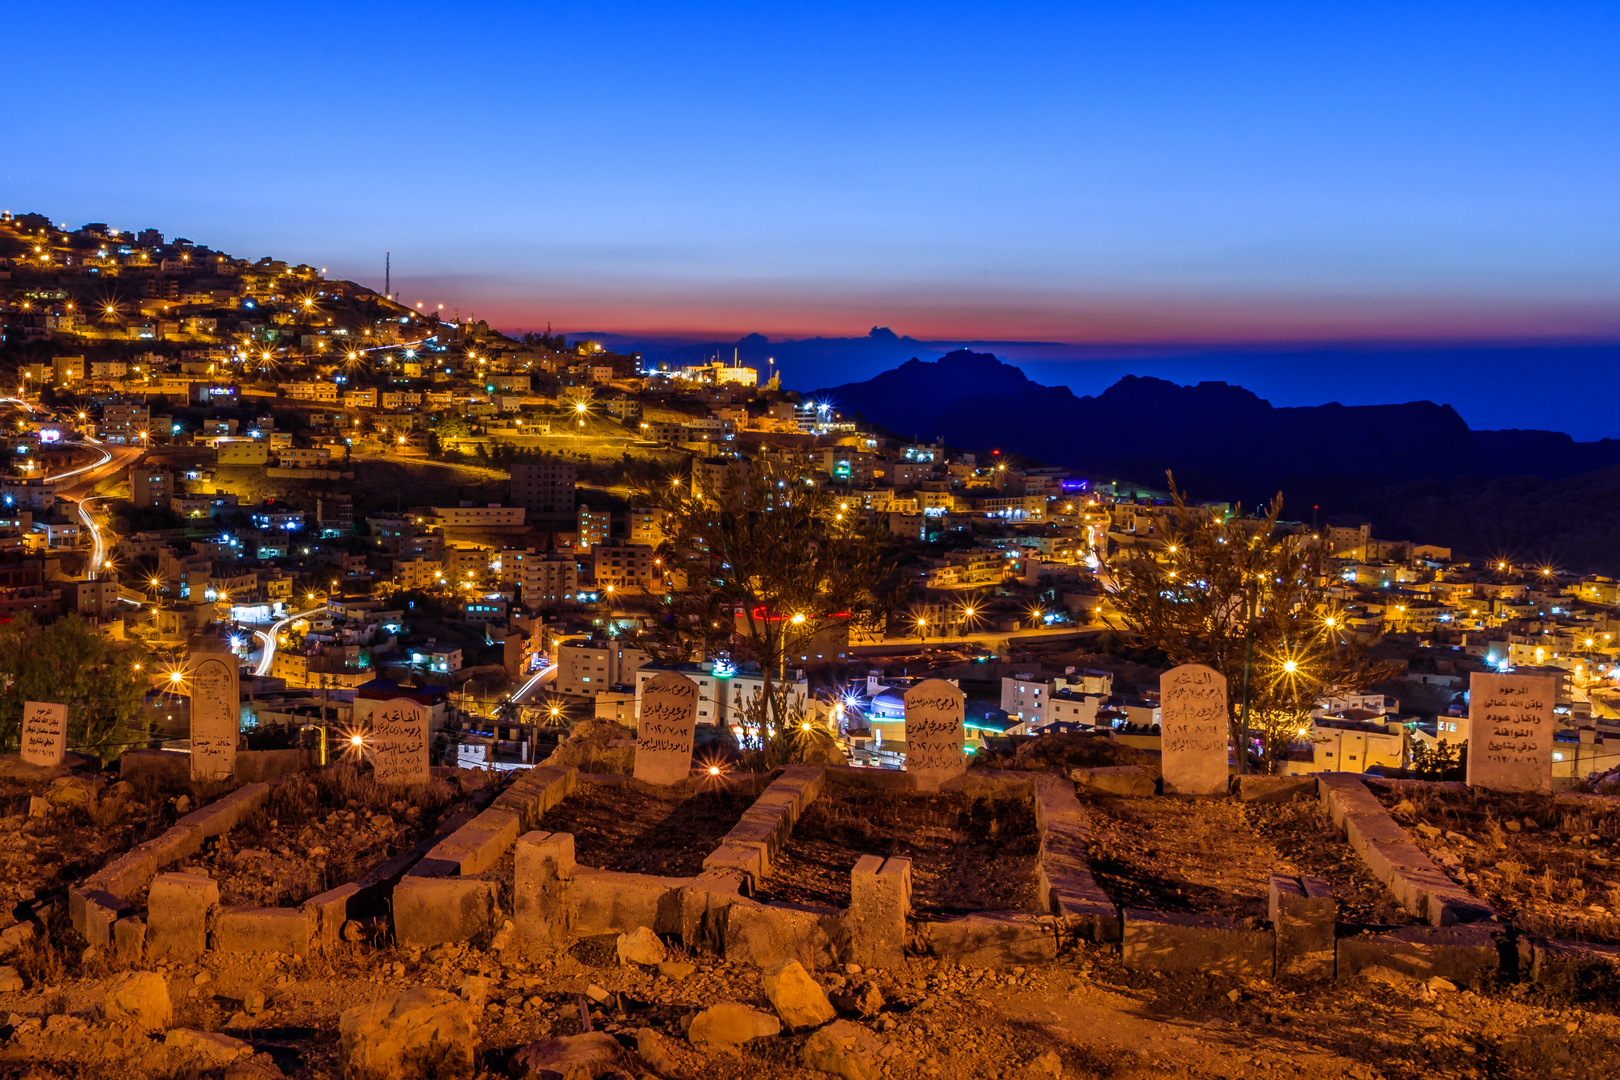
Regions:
[[2, 922, 1619, 1079]]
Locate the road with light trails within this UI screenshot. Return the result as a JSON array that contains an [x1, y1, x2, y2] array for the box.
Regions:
[[78, 496, 110, 575], [509, 663, 557, 704], [253, 605, 328, 677]]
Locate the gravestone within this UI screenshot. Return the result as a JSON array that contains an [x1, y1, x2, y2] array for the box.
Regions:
[[634, 671, 700, 785], [1466, 672, 1555, 795], [188, 651, 240, 780], [1160, 663, 1230, 795], [903, 679, 966, 792], [371, 697, 430, 785], [19, 701, 68, 768]]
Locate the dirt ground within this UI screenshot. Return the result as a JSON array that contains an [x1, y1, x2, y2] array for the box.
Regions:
[[536, 780, 760, 878], [1376, 785, 1620, 944], [4, 918, 1620, 1080], [1084, 796, 1287, 920], [754, 788, 1041, 916], [185, 767, 465, 908]]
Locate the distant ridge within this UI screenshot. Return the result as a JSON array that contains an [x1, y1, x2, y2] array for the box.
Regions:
[[814, 349, 1620, 494]]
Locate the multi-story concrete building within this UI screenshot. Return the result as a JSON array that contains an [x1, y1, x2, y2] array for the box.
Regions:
[[427, 504, 526, 529], [555, 636, 651, 697], [577, 505, 610, 550], [519, 553, 579, 608], [100, 398, 149, 444], [509, 457, 577, 516], [591, 541, 658, 589], [628, 507, 665, 548], [129, 468, 173, 509]]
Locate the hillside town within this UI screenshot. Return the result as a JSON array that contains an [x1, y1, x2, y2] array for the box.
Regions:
[[0, 211, 1617, 783]]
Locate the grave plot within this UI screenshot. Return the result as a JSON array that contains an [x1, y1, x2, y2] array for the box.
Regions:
[[752, 784, 1041, 916], [1246, 798, 1421, 926], [1083, 793, 1405, 924], [0, 772, 200, 926], [184, 764, 466, 909], [1374, 784, 1620, 944], [393, 767, 774, 950], [529, 775, 764, 878]]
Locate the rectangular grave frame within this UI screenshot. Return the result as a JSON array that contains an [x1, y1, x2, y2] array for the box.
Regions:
[[71, 756, 484, 960]]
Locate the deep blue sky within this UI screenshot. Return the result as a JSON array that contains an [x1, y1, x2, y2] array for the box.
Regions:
[[6, 2, 1617, 430]]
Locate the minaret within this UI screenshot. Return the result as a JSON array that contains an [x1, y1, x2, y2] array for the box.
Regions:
[[385, 251, 391, 298]]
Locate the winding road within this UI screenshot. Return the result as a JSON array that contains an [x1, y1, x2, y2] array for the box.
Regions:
[[253, 604, 328, 676]]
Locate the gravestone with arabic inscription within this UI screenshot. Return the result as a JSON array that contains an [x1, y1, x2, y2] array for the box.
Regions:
[[372, 698, 431, 785], [634, 671, 700, 785], [189, 651, 240, 780], [904, 679, 966, 792], [1466, 672, 1554, 795], [20, 701, 67, 768], [1160, 663, 1230, 795]]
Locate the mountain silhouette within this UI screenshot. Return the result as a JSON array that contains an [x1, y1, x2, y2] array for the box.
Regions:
[[814, 349, 1620, 496]]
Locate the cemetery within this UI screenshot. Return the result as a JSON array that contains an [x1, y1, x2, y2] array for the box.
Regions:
[[525, 775, 769, 878], [8, 665, 1620, 1079], [0, 762, 183, 950]]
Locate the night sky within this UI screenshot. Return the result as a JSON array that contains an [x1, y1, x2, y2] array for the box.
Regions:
[[7, 2, 1616, 433]]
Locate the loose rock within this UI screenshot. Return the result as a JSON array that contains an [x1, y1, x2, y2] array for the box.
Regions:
[[688, 1002, 781, 1047], [762, 959, 836, 1031], [802, 1019, 882, 1080], [830, 980, 885, 1019], [616, 926, 667, 967], [103, 970, 173, 1031], [165, 1028, 254, 1065], [338, 986, 478, 1079]]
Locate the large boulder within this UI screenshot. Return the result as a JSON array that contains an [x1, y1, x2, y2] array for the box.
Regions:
[[801, 1019, 881, 1080], [508, 1032, 622, 1079], [338, 986, 478, 1079], [616, 926, 667, 967], [1070, 765, 1156, 797], [103, 970, 172, 1031], [762, 959, 835, 1031], [687, 1002, 781, 1048]]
